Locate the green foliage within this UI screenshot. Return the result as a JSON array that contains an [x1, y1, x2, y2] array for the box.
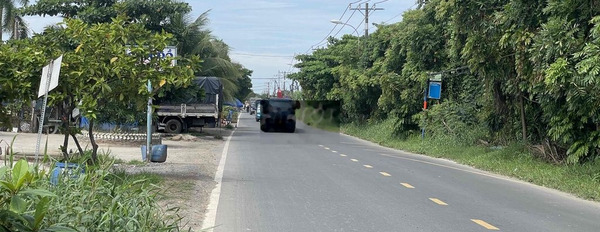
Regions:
[[292, 0, 600, 163], [23, 0, 191, 28], [418, 101, 487, 145], [0, 39, 51, 127], [0, 149, 180, 231]]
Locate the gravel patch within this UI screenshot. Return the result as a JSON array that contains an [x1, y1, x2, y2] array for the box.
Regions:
[[1, 128, 233, 231]]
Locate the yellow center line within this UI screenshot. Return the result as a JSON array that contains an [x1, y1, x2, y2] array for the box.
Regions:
[[363, 165, 373, 168], [350, 159, 359, 162], [332, 150, 338, 153], [340, 154, 347, 157], [429, 198, 448, 206], [471, 219, 500, 230], [379, 172, 391, 177], [400, 183, 415, 189]]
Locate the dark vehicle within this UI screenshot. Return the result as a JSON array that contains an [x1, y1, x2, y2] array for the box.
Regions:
[[259, 99, 300, 132]]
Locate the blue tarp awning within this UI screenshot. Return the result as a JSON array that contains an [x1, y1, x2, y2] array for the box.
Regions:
[[224, 98, 244, 108]]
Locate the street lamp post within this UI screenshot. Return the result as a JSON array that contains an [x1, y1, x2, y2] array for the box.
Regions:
[[330, 20, 365, 68], [330, 20, 360, 37]]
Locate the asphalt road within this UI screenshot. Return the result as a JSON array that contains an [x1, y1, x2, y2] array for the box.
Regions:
[[211, 113, 600, 231]]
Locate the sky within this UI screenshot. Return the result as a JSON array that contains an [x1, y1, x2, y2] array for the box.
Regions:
[[20, 0, 417, 94]]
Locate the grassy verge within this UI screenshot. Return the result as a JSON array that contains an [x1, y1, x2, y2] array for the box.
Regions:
[[341, 119, 600, 201], [296, 104, 340, 132]]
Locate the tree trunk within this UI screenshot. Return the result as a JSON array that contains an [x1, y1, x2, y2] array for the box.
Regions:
[[88, 119, 99, 164], [0, 8, 3, 42], [61, 101, 70, 160], [70, 133, 84, 156], [519, 93, 527, 144], [68, 96, 84, 157]]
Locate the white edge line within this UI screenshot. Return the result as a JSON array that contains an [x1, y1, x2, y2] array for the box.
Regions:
[[202, 113, 240, 231]]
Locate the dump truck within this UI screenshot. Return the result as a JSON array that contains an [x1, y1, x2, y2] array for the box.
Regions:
[[156, 76, 223, 133]]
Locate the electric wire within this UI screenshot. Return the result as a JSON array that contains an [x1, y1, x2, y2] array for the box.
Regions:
[[384, 2, 418, 23], [231, 52, 293, 58], [303, 0, 363, 54]]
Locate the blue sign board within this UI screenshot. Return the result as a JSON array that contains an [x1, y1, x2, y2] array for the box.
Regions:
[[428, 82, 442, 99]]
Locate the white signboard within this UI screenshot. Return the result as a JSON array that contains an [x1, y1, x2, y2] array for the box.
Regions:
[[125, 46, 177, 66], [38, 55, 63, 97]]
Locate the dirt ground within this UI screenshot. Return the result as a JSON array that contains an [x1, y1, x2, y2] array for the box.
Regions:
[[0, 127, 233, 231]]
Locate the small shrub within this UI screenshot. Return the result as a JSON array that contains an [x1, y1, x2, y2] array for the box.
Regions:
[[0, 145, 183, 231]]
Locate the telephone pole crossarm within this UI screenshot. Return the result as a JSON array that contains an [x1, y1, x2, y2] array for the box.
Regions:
[[350, 2, 384, 37]]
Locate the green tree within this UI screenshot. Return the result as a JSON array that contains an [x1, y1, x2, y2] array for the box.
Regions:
[[34, 16, 196, 161], [0, 39, 50, 127], [233, 64, 253, 101], [23, 0, 190, 27], [291, 0, 600, 163]]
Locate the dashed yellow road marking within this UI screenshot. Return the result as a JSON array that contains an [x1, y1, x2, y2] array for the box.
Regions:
[[350, 159, 358, 162], [429, 198, 448, 206], [471, 219, 500, 230], [379, 153, 516, 183], [363, 165, 373, 168], [340, 154, 347, 157], [332, 150, 338, 153], [400, 183, 415, 189], [379, 172, 391, 177], [324, 147, 330, 150]]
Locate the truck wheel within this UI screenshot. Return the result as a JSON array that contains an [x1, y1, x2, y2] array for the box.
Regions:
[[165, 119, 182, 133]]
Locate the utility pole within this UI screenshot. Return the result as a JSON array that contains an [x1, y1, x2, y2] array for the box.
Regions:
[[351, 2, 384, 37], [266, 82, 270, 98], [279, 71, 289, 92]]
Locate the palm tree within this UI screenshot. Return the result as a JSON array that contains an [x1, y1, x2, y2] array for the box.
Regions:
[[1, 0, 29, 41], [168, 11, 242, 101]]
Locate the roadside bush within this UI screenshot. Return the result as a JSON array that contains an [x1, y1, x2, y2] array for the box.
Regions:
[[0, 153, 181, 231], [417, 101, 487, 145]]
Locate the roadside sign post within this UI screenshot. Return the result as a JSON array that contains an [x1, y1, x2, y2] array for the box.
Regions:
[[139, 47, 176, 162], [146, 80, 152, 162], [422, 73, 443, 140], [35, 55, 63, 163]]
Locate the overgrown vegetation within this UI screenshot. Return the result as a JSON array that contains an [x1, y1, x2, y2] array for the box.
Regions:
[[0, 151, 179, 231], [290, 0, 600, 164]]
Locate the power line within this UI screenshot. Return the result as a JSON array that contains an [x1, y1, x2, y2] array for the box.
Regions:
[[384, 2, 418, 23], [321, 0, 384, 47], [312, 4, 362, 49], [351, 2, 384, 37], [303, 0, 364, 54], [231, 52, 293, 58], [330, 6, 361, 39]]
